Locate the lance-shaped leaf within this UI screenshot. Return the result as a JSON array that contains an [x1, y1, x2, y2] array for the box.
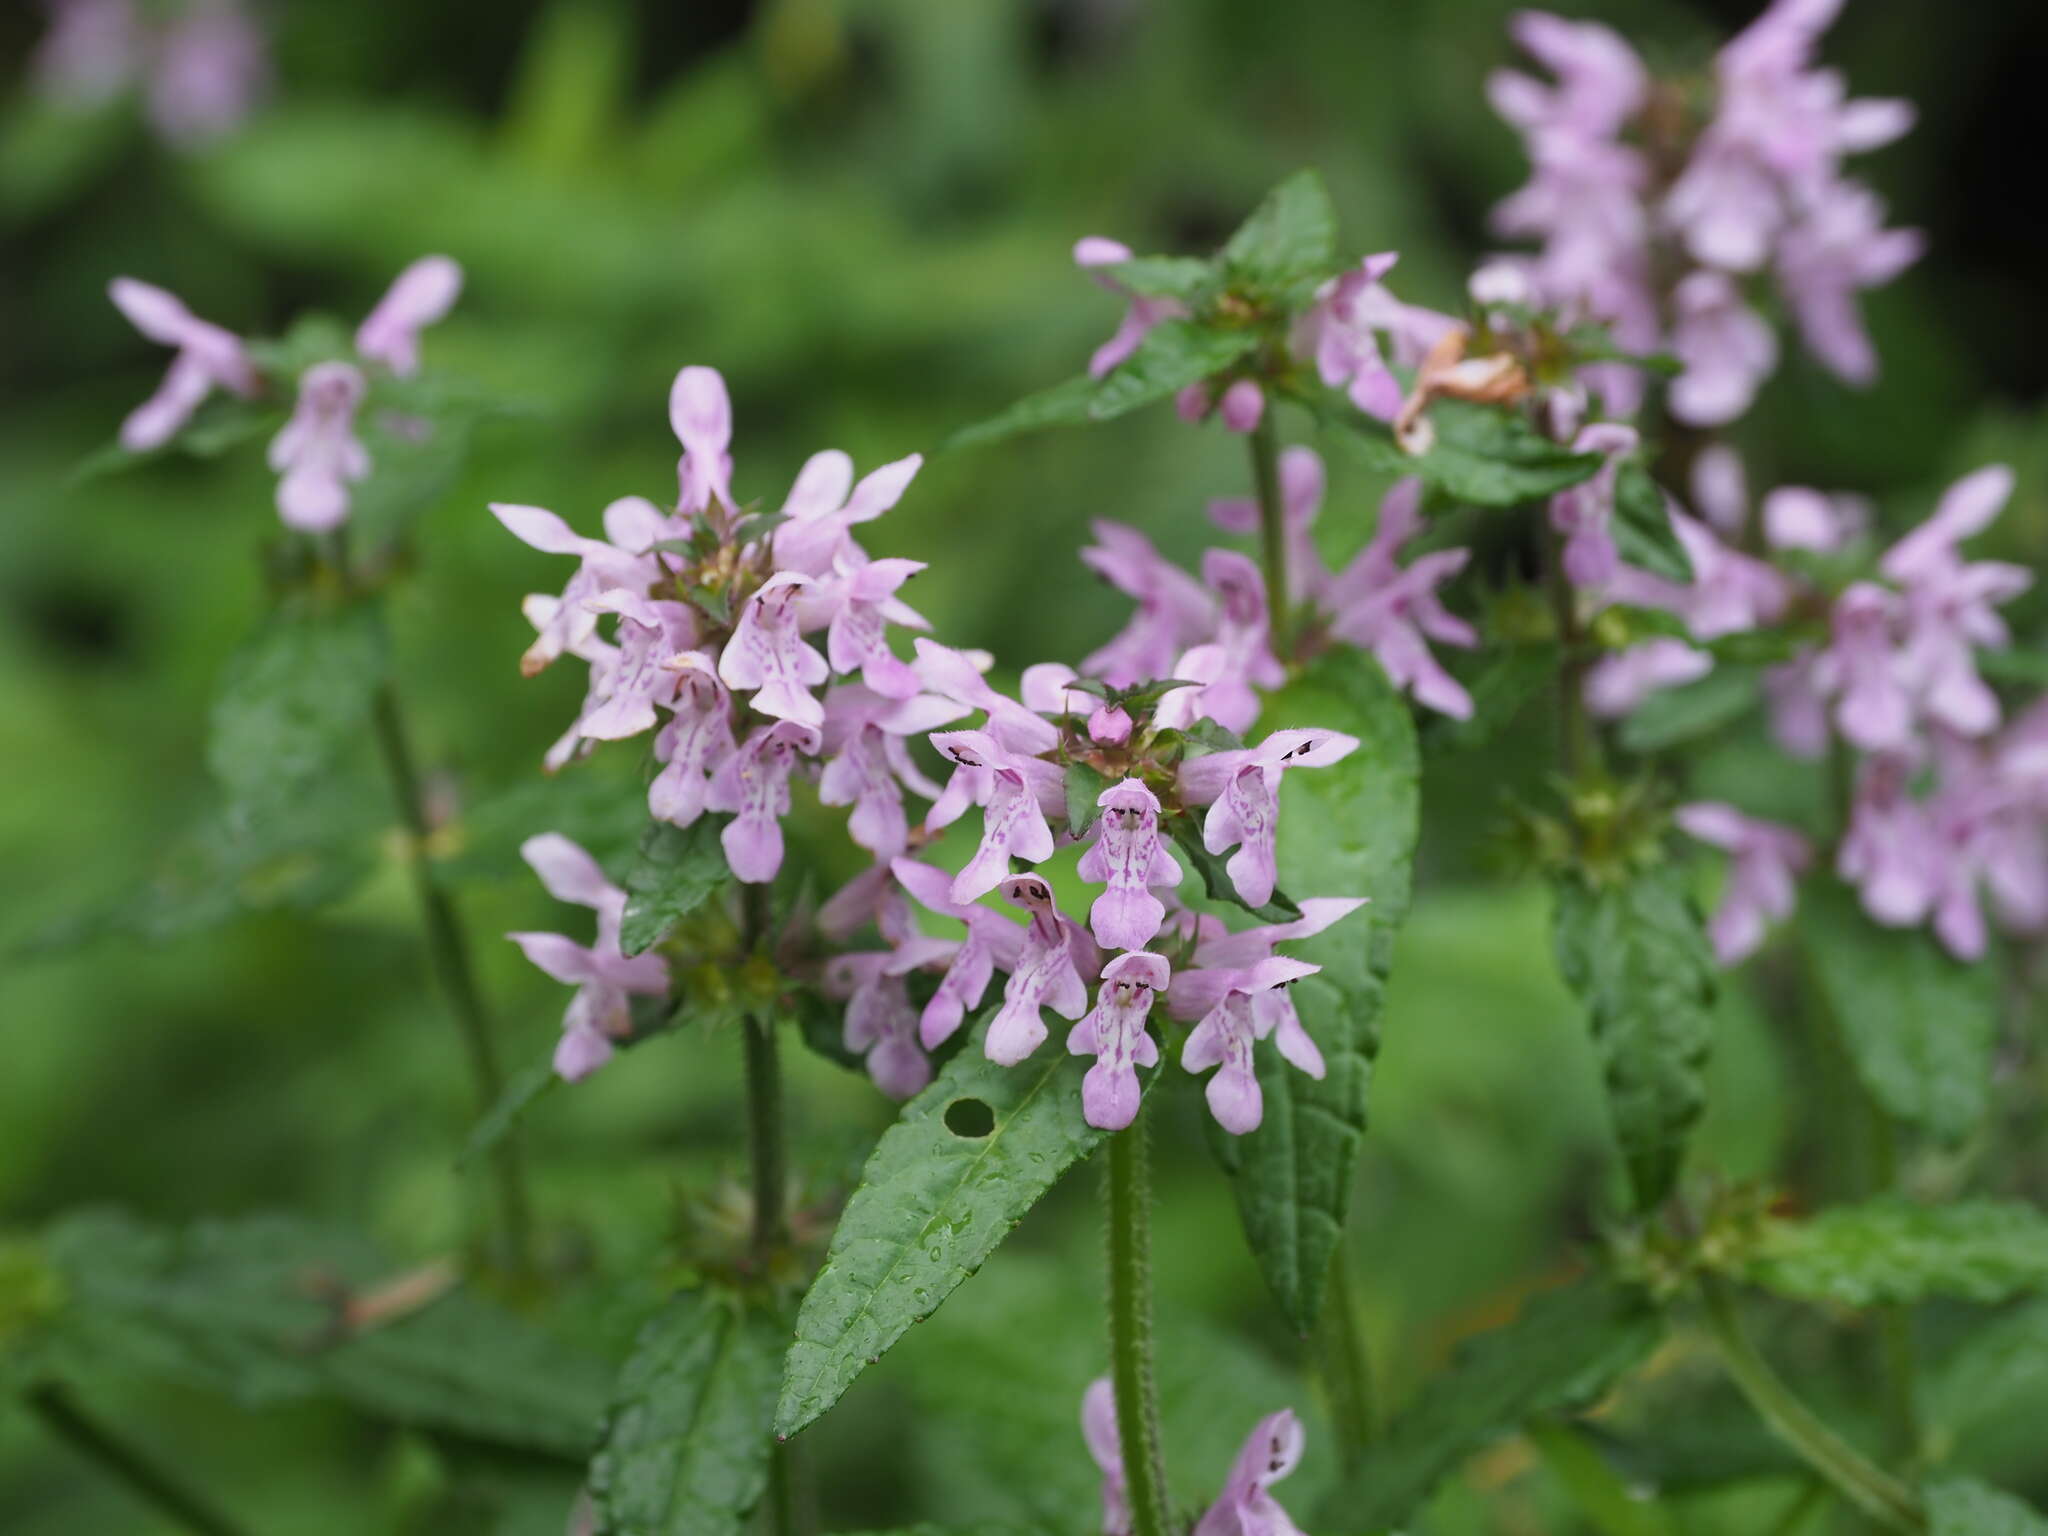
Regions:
[[1316, 1280, 1662, 1531], [41, 1211, 610, 1456], [1064, 759, 1111, 839], [1926, 1478, 2048, 1535], [1551, 862, 1716, 1212], [619, 818, 732, 956], [589, 1290, 783, 1536], [949, 322, 1258, 451], [207, 597, 389, 804], [1802, 881, 1999, 1144], [1219, 168, 1339, 294], [1925, 1298, 2048, 1483], [1104, 254, 1216, 302], [1737, 1199, 2048, 1309], [1611, 461, 1695, 583], [1206, 653, 1420, 1333], [1340, 400, 1604, 509], [775, 1016, 1115, 1439]]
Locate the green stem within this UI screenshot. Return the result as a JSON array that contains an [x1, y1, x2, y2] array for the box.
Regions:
[[369, 679, 532, 1271], [743, 1015, 786, 1264], [1697, 1274, 1923, 1533], [1318, 1244, 1373, 1470], [1106, 1114, 1171, 1536], [1248, 415, 1292, 662], [1545, 526, 1593, 780], [1524, 1418, 1676, 1536], [1765, 1480, 1832, 1536], [28, 1384, 252, 1536], [1864, 1096, 1920, 1466]]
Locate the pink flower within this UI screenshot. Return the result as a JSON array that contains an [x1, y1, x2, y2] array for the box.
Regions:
[[1325, 479, 1479, 720], [720, 572, 831, 729], [1549, 423, 1638, 590], [146, 0, 267, 147], [1667, 270, 1778, 427], [926, 728, 1059, 903], [1296, 254, 1458, 421], [1074, 237, 1187, 378], [1076, 779, 1183, 952], [893, 857, 1026, 1050], [1675, 802, 1812, 964], [107, 276, 260, 451], [490, 497, 666, 677], [268, 361, 369, 532], [824, 557, 930, 700], [507, 834, 669, 1082], [1210, 446, 1329, 608], [706, 720, 821, 884], [1068, 952, 1167, 1130], [1179, 728, 1361, 909], [1079, 522, 1218, 690], [1169, 898, 1362, 1133], [1584, 638, 1713, 720], [818, 684, 960, 861], [985, 874, 1095, 1066], [913, 640, 1063, 757], [1774, 184, 1923, 385], [574, 590, 694, 742], [1161, 552, 1284, 734], [355, 255, 463, 377], [1191, 1409, 1308, 1536], [1838, 753, 1938, 928], [1080, 1378, 1131, 1536], [648, 653, 737, 827], [669, 365, 735, 515], [771, 452, 924, 577], [824, 950, 935, 1101], [1812, 583, 1913, 753]]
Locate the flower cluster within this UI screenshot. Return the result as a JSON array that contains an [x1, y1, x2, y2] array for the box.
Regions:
[[33, 0, 268, 147], [1083, 1378, 1306, 1536], [499, 367, 1370, 1126], [1489, 0, 1919, 424], [109, 255, 464, 531]]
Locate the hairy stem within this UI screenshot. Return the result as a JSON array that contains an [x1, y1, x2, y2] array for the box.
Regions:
[[28, 1384, 251, 1536], [1318, 1243, 1373, 1470], [369, 678, 532, 1270], [1248, 415, 1292, 661], [1107, 1114, 1171, 1536], [1698, 1274, 1923, 1533]]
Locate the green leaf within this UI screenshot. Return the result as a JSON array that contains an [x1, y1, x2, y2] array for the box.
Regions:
[[588, 1290, 782, 1536], [774, 1015, 1117, 1439], [619, 818, 732, 956], [1316, 1281, 1663, 1531], [42, 1212, 610, 1456], [1551, 862, 1716, 1211], [1083, 320, 1260, 421], [1740, 1199, 2048, 1308], [1802, 880, 2000, 1143], [1612, 462, 1694, 583], [1064, 759, 1111, 838], [1218, 169, 1338, 292], [1422, 644, 1556, 754], [946, 373, 1108, 451], [1206, 652, 1419, 1332], [70, 395, 288, 484], [1926, 1478, 2048, 1535], [1925, 1297, 2048, 1480], [1344, 401, 1604, 508], [207, 599, 390, 804], [1104, 254, 1216, 301], [1617, 666, 1760, 754], [1166, 814, 1302, 925]]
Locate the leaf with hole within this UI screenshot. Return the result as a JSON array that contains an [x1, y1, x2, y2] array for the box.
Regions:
[[1204, 652, 1419, 1332], [774, 1014, 1120, 1439]]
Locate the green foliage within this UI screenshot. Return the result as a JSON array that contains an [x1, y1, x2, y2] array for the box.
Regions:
[[38, 1212, 611, 1456], [462, 1061, 559, 1168], [1343, 400, 1605, 508], [1218, 168, 1338, 296], [1063, 759, 1111, 839], [207, 597, 389, 804], [1316, 1280, 1663, 1531], [1206, 652, 1419, 1332], [1926, 1298, 2048, 1479], [1616, 666, 1760, 754], [1610, 461, 1695, 583], [587, 1289, 783, 1536], [1802, 881, 2000, 1143], [1551, 862, 1717, 1211], [1925, 1478, 2048, 1534], [618, 818, 732, 956], [1740, 1199, 2048, 1308], [775, 1014, 1118, 1439]]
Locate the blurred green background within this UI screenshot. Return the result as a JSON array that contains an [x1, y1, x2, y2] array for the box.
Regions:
[[3, 0, 2045, 1531]]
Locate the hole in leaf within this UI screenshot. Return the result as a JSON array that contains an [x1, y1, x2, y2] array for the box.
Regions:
[[944, 1098, 995, 1138]]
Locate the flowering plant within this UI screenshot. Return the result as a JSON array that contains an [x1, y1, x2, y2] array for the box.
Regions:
[[7, 3, 2048, 1534]]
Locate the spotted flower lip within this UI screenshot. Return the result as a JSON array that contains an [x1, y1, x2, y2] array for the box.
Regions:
[[506, 833, 669, 1082], [1075, 778, 1183, 953], [720, 572, 831, 729], [985, 874, 1094, 1066], [108, 276, 261, 452], [1192, 1408, 1309, 1536], [648, 652, 736, 828], [1068, 951, 1168, 1130], [927, 728, 1059, 903], [705, 719, 822, 884], [1179, 728, 1361, 910], [893, 857, 1026, 1050]]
